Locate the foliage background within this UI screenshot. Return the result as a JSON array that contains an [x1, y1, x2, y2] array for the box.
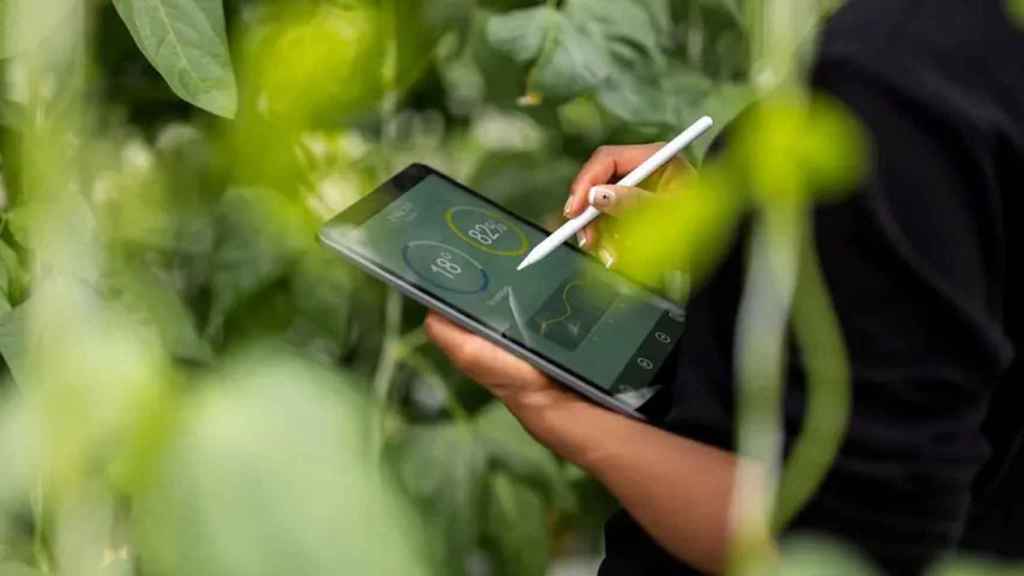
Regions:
[[0, 1, 1022, 575], [0, 1, 757, 574]]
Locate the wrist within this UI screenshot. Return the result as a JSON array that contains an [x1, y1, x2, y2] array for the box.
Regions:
[[503, 389, 628, 474]]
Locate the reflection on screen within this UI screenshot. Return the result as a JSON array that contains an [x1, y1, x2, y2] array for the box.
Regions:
[[345, 175, 684, 405]]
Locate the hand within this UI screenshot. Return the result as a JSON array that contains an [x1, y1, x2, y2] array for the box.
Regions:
[[424, 312, 582, 420], [565, 143, 694, 268]]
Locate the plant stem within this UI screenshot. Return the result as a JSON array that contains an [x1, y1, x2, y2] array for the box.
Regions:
[[729, 205, 804, 573], [370, 288, 403, 454], [773, 220, 850, 530]]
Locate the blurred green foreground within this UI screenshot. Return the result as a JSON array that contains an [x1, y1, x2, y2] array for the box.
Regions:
[[1, 1, 1022, 576]]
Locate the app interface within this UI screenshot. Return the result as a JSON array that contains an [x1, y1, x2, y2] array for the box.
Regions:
[[347, 175, 684, 407]]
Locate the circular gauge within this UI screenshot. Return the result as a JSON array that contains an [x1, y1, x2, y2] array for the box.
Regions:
[[445, 206, 530, 256], [402, 241, 489, 294]]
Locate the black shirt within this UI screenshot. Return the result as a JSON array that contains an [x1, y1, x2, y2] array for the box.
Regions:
[[600, 1, 1024, 574]]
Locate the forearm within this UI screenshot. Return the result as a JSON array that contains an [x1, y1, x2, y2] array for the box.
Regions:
[[507, 394, 749, 574]]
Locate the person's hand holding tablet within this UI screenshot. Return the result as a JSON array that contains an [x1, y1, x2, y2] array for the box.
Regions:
[[425, 144, 745, 575]]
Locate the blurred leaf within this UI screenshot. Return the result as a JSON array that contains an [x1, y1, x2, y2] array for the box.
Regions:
[[0, 237, 24, 311], [474, 402, 575, 511], [701, 0, 745, 26], [771, 535, 881, 575], [598, 64, 712, 129], [733, 93, 868, 206], [0, 100, 26, 131], [0, 562, 43, 576], [1010, 0, 1024, 25], [692, 82, 755, 161], [389, 403, 576, 574], [108, 257, 213, 363], [489, 0, 668, 105], [0, 0, 78, 59], [391, 420, 487, 571], [206, 187, 309, 342], [391, 0, 472, 92], [614, 162, 745, 288], [112, 0, 237, 117], [641, 0, 674, 46], [486, 6, 552, 64], [134, 347, 427, 576], [484, 471, 549, 576], [469, 152, 579, 223], [0, 304, 25, 381]]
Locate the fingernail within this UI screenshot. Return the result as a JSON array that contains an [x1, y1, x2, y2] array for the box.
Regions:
[[599, 248, 615, 269], [563, 196, 575, 216], [576, 231, 588, 248], [590, 186, 616, 208]]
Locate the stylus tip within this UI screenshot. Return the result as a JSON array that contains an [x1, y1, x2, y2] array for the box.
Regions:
[[516, 252, 539, 271]]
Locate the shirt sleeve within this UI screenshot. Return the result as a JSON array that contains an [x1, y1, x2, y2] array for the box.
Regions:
[[659, 58, 1010, 573]]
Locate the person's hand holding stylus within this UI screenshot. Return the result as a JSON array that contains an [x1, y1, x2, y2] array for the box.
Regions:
[[564, 142, 696, 268], [517, 116, 712, 270]]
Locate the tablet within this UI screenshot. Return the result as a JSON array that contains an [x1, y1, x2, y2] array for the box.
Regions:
[[319, 164, 683, 420]]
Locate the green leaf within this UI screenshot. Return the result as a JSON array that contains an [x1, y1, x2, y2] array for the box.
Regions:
[[691, 81, 755, 162], [0, 562, 44, 576], [392, 0, 473, 92], [134, 348, 428, 576], [772, 536, 881, 575], [598, 64, 712, 129], [638, 0, 674, 47], [483, 471, 549, 576], [391, 420, 488, 570], [108, 257, 214, 363], [522, 12, 613, 102], [0, 0, 78, 59], [732, 93, 868, 206], [205, 187, 308, 342], [0, 237, 21, 310], [0, 304, 26, 381], [1010, 0, 1024, 26], [474, 401, 575, 511], [701, 0, 745, 25], [487, 0, 673, 109], [0, 99, 26, 131], [566, 0, 665, 69], [486, 6, 553, 63], [486, 2, 616, 103], [112, 0, 238, 117]]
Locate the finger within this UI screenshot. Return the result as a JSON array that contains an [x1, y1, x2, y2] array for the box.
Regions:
[[566, 143, 663, 217], [588, 184, 653, 217], [577, 224, 600, 252], [597, 243, 618, 270]]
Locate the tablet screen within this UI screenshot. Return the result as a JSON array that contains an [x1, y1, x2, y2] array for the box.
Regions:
[[323, 168, 684, 410]]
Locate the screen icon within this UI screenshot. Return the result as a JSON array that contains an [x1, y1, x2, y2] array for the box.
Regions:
[[445, 206, 529, 256], [402, 241, 489, 294]]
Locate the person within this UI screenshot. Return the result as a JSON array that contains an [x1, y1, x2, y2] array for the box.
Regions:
[[426, 0, 1024, 573]]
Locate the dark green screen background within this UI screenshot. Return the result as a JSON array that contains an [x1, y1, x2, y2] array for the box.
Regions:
[[335, 175, 684, 405]]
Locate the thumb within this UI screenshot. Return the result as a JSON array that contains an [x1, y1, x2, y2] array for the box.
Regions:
[[588, 184, 652, 217]]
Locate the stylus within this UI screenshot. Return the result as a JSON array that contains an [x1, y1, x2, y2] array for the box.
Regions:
[[516, 116, 714, 271]]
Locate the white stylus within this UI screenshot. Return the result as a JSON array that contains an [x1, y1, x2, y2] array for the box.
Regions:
[[516, 115, 714, 271]]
